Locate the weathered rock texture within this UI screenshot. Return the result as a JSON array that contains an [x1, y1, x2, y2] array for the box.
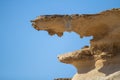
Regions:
[[31, 8, 120, 80]]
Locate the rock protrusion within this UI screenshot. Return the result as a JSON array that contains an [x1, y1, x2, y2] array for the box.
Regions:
[[31, 8, 120, 80]]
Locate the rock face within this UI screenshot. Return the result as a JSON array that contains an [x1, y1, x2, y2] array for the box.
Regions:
[[31, 8, 120, 80]]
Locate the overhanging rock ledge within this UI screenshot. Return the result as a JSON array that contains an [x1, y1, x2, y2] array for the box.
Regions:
[[31, 8, 120, 80]]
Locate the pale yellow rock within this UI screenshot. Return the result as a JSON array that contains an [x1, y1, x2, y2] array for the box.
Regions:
[[31, 8, 120, 80]]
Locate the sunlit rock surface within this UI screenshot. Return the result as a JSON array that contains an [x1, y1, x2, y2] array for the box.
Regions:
[[31, 8, 120, 80]]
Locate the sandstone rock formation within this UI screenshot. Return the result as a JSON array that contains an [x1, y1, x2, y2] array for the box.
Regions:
[[31, 8, 120, 80]]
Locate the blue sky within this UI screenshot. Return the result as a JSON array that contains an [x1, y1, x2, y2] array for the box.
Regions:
[[0, 0, 120, 80]]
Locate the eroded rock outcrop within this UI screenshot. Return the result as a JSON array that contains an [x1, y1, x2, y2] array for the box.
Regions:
[[31, 8, 120, 80]]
